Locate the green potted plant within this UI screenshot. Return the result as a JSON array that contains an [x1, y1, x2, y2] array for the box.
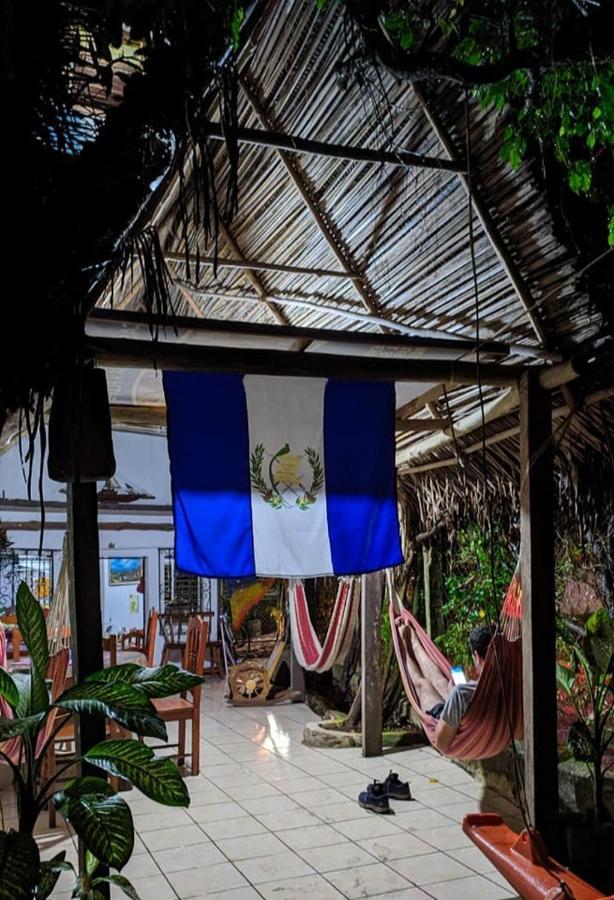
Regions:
[[556, 609, 614, 891], [0, 582, 204, 898]]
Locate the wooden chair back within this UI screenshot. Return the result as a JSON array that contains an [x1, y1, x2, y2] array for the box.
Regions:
[[182, 617, 208, 705], [102, 634, 117, 667], [145, 609, 159, 667], [120, 628, 144, 652], [6, 624, 28, 661]]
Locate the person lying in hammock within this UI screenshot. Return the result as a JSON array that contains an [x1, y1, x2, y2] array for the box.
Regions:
[[431, 624, 495, 753]]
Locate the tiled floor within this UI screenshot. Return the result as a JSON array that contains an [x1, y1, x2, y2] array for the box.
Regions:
[[2, 680, 524, 898]]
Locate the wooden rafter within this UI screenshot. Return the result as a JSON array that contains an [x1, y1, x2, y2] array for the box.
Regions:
[[203, 122, 464, 173], [216, 221, 288, 326], [177, 283, 487, 342], [401, 384, 614, 474], [396, 384, 453, 418], [164, 252, 356, 280], [412, 85, 549, 347], [395, 417, 451, 433], [91, 336, 521, 385], [239, 74, 385, 324]]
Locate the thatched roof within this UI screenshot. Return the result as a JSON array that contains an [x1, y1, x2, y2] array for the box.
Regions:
[[95, 0, 614, 494]]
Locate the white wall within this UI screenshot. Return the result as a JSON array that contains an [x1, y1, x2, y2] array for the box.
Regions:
[[0, 430, 172, 506], [0, 430, 219, 645]]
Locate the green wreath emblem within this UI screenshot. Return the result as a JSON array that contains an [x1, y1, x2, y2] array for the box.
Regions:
[[250, 443, 324, 510]]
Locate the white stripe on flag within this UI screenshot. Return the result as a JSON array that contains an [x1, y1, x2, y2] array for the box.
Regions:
[[244, 375, 333, 576]]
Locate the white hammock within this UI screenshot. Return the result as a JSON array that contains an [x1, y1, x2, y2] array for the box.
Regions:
[[289, 577, 359, 673]]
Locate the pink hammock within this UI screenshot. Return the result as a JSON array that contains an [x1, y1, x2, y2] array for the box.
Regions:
[[0, 627, 68, 765], [289, 577, 359, 673], [390, 571, 523, 760]]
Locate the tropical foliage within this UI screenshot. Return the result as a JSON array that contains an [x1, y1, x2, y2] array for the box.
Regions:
[[323, 1, 614, 245], [437, 525, 516, 668], [0, 583, 204, 898], [557, 609, 614, 823], [2, 1, 244, 463]]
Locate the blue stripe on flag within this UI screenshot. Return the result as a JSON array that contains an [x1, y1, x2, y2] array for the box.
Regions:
[[163, 372, 255, 577], [324, 380, 403, 574]]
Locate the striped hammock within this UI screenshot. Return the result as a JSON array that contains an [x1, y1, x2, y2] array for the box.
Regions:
[[289, 577, 359, 673], [389, 569, 523, 760]]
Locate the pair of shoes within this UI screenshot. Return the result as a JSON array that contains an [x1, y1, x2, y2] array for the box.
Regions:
[[358, 771, 412, 814]]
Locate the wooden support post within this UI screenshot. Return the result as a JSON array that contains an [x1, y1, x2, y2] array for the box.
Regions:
[[519, 370, 558, 850], [422, 547, 433, 636], [67, 482, 108, 880], [290, 643, 305, 701], [361, 571, 383, 757], [287, 583, 306, 701]]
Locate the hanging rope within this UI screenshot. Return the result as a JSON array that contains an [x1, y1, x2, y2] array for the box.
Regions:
[[289, 577, 359, 673], [46, 533, 70, 655]]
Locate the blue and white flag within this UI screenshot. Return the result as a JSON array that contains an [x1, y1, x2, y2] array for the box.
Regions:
[[163, 372, 403, 578]]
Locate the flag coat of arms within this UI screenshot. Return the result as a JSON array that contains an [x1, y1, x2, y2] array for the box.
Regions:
[[163, 372, 403, 577]]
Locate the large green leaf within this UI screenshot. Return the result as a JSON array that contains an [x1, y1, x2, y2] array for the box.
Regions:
[[16, 581, 49, 681], [87, 664, 204, 698], [84, 740, 189, 807], [54, 681, 167, 740], [0, 712, 45, 741], [0, 829, 40, 900], [36, 851, 73, 900], [54, 778, 134, 870], [586, 609, 614, 674], [93, 874, 141, 899], [0, 669, 18, 710], [11, 671, 49, 717]]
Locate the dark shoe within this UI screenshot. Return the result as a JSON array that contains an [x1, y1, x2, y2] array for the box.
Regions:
[[358, 781, 393, 814], [384, 770, 412, 801]]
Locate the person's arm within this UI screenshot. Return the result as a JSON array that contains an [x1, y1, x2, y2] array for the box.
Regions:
[[434, 717, 458, 753], [433, 684, 468, 753]]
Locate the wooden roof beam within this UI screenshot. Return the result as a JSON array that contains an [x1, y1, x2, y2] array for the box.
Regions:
[[239, 75, 385, 325], [214, 220, 289, 326], [412, 85, 549, 347], [177, 283, 505, 343], [203, 121, 464, 174], [90, 336, 522, 386], [395, 417, 451, 433], [398, 383, 614, 472], [88, 307, 515, 356], [164, 252, 358, 281]]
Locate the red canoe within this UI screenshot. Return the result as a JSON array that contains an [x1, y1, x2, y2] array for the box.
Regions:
[[463, 813, 614, 900]]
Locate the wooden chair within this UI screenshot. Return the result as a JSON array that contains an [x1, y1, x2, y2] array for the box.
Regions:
[[35, 649, 70, 827], [102, 633, 117, 667], [1, 615, 28, 661], [119, 628, 144, 653], [152, 617, 207, 775], [159, 611, 212, 666], [144, 608, 158, 667], [119, 608, 157, 665]]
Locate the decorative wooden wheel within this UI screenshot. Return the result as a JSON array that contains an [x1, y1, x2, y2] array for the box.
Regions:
[[229, 662, 269, 700]]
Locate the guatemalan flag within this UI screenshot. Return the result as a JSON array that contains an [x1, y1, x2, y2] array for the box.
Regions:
[[163, 372, 403, 578]]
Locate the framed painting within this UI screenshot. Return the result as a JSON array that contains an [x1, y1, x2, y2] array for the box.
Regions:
[[108, 557, 143, 586]]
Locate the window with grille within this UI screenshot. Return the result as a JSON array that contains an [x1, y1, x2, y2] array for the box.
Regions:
[[0, 549, 54, 614], [159, 549, 211, 614]]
